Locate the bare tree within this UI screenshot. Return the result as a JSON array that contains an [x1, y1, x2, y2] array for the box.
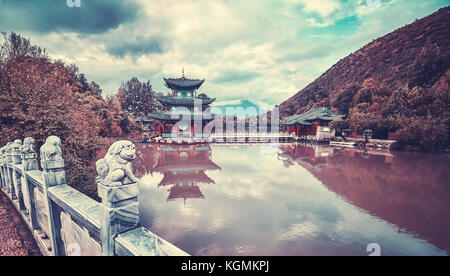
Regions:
[[0, 32, 48, 63]]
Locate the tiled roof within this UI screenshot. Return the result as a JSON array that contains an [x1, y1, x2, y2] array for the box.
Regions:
[[158, 171, 215, 186], [168, 185, 205, 201], [164, 78, 205, 90], [156, 96, 216, 106], [154, 160, 222, 173], [148, 111, 216, 121], [282, 107, 344, 126]]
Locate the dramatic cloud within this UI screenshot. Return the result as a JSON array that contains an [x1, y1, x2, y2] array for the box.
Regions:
[[296, 0, 342, 17], [0, 0, 139, 34], [0, 0, 448, 109], [106, 37, 165, 58], [214, 70, 262, 84]]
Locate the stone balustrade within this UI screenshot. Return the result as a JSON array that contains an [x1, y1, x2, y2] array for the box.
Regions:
[[0, 136, 189, 256]]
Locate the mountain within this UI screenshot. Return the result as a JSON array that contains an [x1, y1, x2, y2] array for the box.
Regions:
[[279, 7, 450, 151]]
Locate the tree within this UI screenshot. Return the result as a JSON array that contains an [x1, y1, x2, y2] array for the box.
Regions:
[[117, 77, 143, 114], [329, 119, 349, 138], [0, 56, 102, 198], [78, 73, 90, 93], [391, 116, 448, 152], [89, 81, 102, 95], [116, 77, 160, 116], [331, 84, 361, 115], [141, 80, 157, 115], [0, 32, 47, 63]]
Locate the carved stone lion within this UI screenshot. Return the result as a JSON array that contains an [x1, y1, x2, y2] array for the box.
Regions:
[[40, 136, 63, 162], [5, 142, 13, 154], [12, 139, 22, 153], [96, 141, 137, 187], [21, 137, 36, 154], [0, 146, 5, 161]]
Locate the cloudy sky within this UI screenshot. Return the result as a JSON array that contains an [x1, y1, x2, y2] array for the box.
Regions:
[[0, 0, 448, 109]]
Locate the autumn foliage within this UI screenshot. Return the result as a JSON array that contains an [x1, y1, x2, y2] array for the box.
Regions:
[[0, 32, 136, 198]]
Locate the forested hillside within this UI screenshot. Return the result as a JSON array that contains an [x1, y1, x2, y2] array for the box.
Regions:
[[279, 7, 450, 152]]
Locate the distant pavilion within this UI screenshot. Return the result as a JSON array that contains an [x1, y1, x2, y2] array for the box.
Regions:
[[281, 107, 344, 141], [149, 69, 216, 139]]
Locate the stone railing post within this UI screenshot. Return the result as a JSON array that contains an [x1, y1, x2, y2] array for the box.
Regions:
[[21, 137, 40, 229], [11, 139, 26, 210], [0, 147, 5, 190], [5, 142, 14, 197], [40, 136, 66, 256], [97, 141, 140, 256]]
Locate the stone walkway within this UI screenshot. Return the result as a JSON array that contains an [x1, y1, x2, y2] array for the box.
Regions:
[[0, 191, 41, 256]]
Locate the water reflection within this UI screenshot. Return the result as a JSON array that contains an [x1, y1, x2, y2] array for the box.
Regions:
[[279, 144, 450, 254], [135, 143, 449, 256], [154, 144, 221, 203]]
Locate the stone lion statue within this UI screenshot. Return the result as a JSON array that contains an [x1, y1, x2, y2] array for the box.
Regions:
[[5, 142, 13, 154], [96, 140, 137, 187], [0, 146, 5, 161], [12, 139, 22, 153], [40, 136, 63, 163], [21, 137, 36, 154]]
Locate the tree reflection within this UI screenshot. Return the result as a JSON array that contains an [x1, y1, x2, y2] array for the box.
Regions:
[[279, 144, 450, 253]]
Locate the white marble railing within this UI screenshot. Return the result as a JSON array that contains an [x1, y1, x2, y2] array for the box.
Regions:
[[0, 136, 189, 256]]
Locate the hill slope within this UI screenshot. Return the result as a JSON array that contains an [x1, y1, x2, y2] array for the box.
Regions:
[[279, 7, 450, 151]]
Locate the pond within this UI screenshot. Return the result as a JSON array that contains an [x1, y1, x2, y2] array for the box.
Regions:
[[133, 143, 450, 256]]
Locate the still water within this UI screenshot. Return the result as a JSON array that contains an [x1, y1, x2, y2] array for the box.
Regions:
[[133, 143, 450, 256]]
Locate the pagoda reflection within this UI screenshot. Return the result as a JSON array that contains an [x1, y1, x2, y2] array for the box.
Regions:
[[152, 144, 221, 204]]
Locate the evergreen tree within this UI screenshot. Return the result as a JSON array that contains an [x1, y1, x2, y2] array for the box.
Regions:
[[117, 77, 160, 116]]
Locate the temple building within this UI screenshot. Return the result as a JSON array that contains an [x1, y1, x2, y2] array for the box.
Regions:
[[281, 107, 344, 141], [150, 69, 216, 139], [153, 144, 221, 204]]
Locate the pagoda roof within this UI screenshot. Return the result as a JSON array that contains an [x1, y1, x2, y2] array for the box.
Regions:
[[282, 107, 344, 126], [164, 78, 205, 90], [158, 171, 215, 186], [156, 96, 216, 106], [160, 145, 211, 152], [167, 185, 205, 201], [148, 111, 215, 122], [154, 159, 222, 173]]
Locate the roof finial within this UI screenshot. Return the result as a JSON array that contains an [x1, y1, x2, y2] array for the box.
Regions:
[[182, 67, 185, 79]]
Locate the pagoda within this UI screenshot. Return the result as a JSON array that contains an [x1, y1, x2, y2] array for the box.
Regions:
[[153, 144, 221, 204], [150, 69, 216, 139]]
